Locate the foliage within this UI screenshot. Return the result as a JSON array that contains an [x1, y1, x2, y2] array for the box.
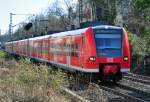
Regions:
[[0, 50, 6, 58], [128, 33, 145, 72], [132, 0, 150, 33], [142, 29, 150, 55], [134, 0, 150, 12], [0, 58, 68, 101], [128, 32, 146, 56], [16, 59, 67, 89], [92, 0, 116, 24]]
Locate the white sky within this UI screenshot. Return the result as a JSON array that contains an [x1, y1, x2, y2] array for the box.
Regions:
[[0, 0, 55, 35]]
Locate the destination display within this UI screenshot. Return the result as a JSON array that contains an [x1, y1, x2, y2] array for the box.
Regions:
[[94, 29, 122, 34]]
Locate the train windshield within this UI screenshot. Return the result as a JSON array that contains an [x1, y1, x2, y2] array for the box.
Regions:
[[93, 28, 122, 57]]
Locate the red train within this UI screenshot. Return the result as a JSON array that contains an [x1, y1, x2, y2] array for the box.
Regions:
[[4, 25, 130, 82]]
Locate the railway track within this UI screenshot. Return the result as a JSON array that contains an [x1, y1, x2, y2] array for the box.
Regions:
[[68, 79, 150, 102], [99, 82, 150, 102], [66, 72, 150, 102], [126, 73, 150, 80], [124, 72, 150, 85], [117, 83, 150, 101], [121, 78, 150, 93]]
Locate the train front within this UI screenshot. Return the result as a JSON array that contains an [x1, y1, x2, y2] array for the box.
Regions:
[[91, 26, 130, 81]]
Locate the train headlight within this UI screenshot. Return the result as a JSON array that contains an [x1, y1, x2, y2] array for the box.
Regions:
[[89, 56, 96, 61], [123, 56, 128, 61]]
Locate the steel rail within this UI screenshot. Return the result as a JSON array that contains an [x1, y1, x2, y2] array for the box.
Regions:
[[117, 82, 150, 99], [99, 84, 148, 102], [126, 73, 150, 81], [124, 75, 150, 85]]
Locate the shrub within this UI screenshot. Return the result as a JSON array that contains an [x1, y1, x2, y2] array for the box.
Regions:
[[0, 58, 68, 101], [128, 33, 146, 72], [142, 29, 150, 55], [128, 32, 146, 56], [0, 50, 6, 58]]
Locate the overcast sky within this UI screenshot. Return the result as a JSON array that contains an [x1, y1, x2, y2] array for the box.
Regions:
[[0, 0, 54, 35]]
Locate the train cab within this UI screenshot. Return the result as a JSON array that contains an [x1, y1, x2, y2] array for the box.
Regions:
[[83, 25, 130, 81]]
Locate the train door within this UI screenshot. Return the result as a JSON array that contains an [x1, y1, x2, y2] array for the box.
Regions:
[[67, 36, 71, 67], [70, 35, 83, 67]]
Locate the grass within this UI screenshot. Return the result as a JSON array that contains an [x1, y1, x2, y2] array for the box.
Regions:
[[0, 57, 70, 102]]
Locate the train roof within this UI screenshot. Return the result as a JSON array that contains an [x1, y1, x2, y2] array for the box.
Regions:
[[47, 25, 122, 38], [27, 27, 88, 40], [5, 25, 123, 43], [50, 27, 88, 38], [92, 25, 122, 29], [29, 35, 50, 41]]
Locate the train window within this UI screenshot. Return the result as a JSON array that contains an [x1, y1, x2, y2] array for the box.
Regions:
[[71, 44, 74, 49], [63, 43, 66, 49], [74, 44, 79, 57], [59, 44, 62, 55], [60, 44, 62, 55], [54, 44, 57, 54], [53, 44, 56, 54], [46, 44, 49, 54], [63, 43, 66, 55], [55, 44, 58, 55], [94, 29, 122, 57], [40, 43, 42, 54], [56, 44, 58, 55], [55, 44, 60, 55], [53, 44, 55, 54], [51, 44, 53, 53], [55, 44, 57, 54], [42, 44, 44, 54], [82, 35, 84, 48], [58, 44, 61, 55], [67, 44, 70, 56], [71, 44, 74, 56], [76, 44, 79, 49], [43, 44, 48, 55]]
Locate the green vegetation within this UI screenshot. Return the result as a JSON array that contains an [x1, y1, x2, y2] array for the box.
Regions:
[[128, 31, 150, 73], [0, 58, 69, 102], [143, 29, 150, 55], [128, 33, 145, 56], [134, 0, 150, 12], [128, 33, 144, 72], [16, 59, 67, 89], [0, 50, 6, 58]]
